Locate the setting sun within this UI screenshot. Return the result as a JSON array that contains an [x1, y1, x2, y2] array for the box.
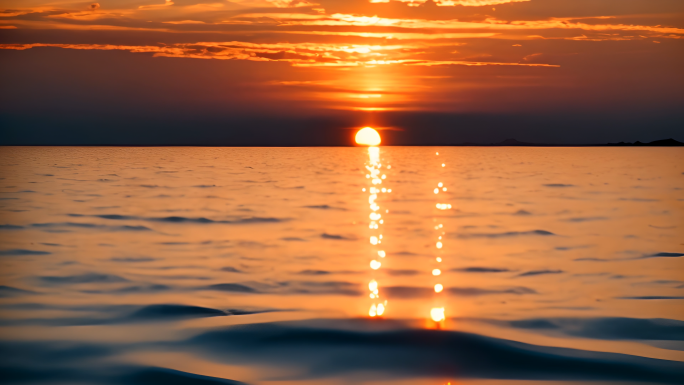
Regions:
[[355, 127, 381, 146], [1, 0, 681, 383]]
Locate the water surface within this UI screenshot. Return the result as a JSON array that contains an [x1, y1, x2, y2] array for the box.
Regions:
[[0, 147, 683, 384]]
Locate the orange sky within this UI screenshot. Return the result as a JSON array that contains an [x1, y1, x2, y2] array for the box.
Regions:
[[0, 0, 682, 144]]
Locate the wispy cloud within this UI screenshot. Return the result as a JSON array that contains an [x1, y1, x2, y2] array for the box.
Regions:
[[270, 13, 684, 37], [1, 0, 681, 120], [370, 0, 530, 6], [0, 42, 559, 67]]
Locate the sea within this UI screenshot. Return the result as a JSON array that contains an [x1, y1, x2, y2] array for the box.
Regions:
[[0, 146, 683, 385]]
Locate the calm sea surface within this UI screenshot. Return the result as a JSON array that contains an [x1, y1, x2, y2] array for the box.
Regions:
[[0, 147, 683, 385]]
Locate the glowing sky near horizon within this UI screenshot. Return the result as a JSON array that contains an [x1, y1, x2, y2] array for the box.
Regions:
[[0, 0, 682, 144]]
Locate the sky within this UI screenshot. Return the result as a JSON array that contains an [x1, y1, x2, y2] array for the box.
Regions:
[[0, 0, 683, 145]]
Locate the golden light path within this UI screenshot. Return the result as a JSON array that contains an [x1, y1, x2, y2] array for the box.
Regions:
[[357, 127, 391, 318], [356, 129, 449, 323], [431, 150, 452, 324]]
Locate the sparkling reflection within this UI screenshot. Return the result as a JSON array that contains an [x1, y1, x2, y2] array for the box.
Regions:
[[431, 150, 451, 324], [365, 146, 391, 317]]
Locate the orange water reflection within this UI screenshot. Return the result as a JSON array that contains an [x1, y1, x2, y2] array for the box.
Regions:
[[430, 151, 452, 326], [0, 147, 683, 385], [365, 146, 392, 317]]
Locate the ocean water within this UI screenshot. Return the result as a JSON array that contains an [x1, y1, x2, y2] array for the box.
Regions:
[[0, 146, 682, 385]]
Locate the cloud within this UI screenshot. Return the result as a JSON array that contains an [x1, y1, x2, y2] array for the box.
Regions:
[[0, 0, 682, 144], [377, 0, 530, 6], [371, 0, 529, 6], [434, 0, 529, 5], [231, 0, 318, 7], [4, 4, 682, 42], [0, 42, 562, 69], [265, 13, 684, 37]]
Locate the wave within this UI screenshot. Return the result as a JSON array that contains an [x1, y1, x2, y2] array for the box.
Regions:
[[68, 214, 287, 224], [202, 281, 362, 296], [518, 269, 564, 277], [562, 217, 609, 222], [0, 249, 51, 256], [497, 316, 684, 341], [31, 222, 152, 231], [454, 229, 555, 239], [0, 363, 247, 385], [303, 205, 346, 210], [640, 252, 684, 259], [0, 285, 36, 297], [0, 303, 286, 327], [182, 318, 684, 383], [0, 224, 23, 230], [38, 273, 128, 285], [110, 257, 158, 262], [320, 233, 355, 240], [618, 296, 684, 300], [385, 286, 536, 299], [452, 267, 511, 273]]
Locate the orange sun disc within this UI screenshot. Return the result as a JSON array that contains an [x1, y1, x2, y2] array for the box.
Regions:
[[355, 127, 381, 146]]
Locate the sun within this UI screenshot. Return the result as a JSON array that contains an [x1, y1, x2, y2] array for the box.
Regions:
[[355, 127, 381, 146]]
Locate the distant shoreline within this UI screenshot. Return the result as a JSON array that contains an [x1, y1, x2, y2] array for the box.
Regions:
[[441, 138, 683, 147]]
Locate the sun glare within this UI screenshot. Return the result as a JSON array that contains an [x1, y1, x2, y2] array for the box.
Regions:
[[431, 307, 445, 322], [355, 127, 381, 146]]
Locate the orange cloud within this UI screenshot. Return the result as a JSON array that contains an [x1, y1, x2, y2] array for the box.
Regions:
[[0, 42, 559, 68], [47, 11, 130, 20], [162, 20, 206, 24], [274, 13, 684, 36], [230, 0, 318, 7], [0, 10, 30, 17], [278, 31, 497, 40], [433, 0, 529, 5], [5, 3, 682, 44], [1, 0, 680, 120], [373, 0, 530, 6], [138, 0, 173, 10]]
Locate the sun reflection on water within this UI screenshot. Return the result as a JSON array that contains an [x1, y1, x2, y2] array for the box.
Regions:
[[431, 150, 452, 324], [364, 145, 391, 317]]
